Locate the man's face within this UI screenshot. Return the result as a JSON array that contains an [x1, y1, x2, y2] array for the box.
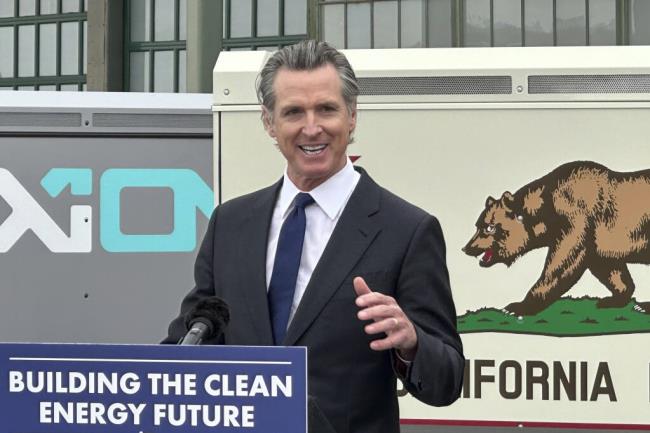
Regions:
[[263, 64, 357, 191]]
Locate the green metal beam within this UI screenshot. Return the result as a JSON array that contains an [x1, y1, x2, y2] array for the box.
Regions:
[[0, 12, 85, 25], [617, 0, 630, 45], [129, 40, 186, 50], [223, 35, 307, 48], [187, 0, 222, 93], [0, 75, 86, 86], [308, 0, 319, 40]]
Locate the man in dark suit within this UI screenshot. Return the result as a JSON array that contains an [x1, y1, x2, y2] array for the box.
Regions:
[[164, 40, 464, 433]]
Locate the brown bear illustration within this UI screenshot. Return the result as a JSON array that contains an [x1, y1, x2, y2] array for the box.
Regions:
[[463, 161, 650, 316]]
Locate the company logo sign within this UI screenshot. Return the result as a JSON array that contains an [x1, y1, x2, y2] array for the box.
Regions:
[[0, 168, 213, 253]]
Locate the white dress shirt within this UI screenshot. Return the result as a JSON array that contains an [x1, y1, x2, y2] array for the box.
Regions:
[[266, 158, 361, 327]]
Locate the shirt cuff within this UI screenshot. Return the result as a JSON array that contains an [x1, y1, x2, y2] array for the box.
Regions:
[[392, 349, 413, 380]]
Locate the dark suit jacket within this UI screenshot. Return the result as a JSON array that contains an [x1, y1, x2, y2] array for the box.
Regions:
[[164, 167, 464, 433]]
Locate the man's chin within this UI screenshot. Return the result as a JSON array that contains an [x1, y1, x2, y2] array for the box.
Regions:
[[288, 161, 346, 190], [288, 168, 334, 191]]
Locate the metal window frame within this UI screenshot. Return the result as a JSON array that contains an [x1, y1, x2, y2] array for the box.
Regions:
[[222, 0, 309, 51], [312, 0, 628, 48], [461, 0, 625, 48], [317, 0, 457, 49], [123, 0, 187, 92], [0, 0, 86, 90]]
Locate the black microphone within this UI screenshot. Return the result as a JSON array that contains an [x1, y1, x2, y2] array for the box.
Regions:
[[179, 297, 230, 345]]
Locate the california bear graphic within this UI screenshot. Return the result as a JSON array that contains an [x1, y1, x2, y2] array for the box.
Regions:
[[463, 161, 650, 316]]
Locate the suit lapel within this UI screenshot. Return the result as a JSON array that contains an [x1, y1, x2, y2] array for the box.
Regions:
[[283, 170, 381, 346], [238, 180, 281, 346]]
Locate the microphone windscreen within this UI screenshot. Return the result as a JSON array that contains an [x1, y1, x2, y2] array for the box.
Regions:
[[183, 297, 230, 339]]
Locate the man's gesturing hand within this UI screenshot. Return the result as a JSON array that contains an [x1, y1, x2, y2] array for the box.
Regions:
[[354, 276, 418, 361]]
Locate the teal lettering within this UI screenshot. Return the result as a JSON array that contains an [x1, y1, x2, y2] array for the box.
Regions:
[[100, 169, 213, 252], [41, 168, 93, 197]]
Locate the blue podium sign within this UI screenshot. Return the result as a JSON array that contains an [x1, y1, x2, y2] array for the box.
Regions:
[[0, 343, 306, 433]]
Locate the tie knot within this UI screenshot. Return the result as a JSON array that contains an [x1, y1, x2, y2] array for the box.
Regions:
[[294, 192, 315, 209]]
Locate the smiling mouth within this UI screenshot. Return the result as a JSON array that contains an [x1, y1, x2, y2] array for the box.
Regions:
[[299, 144, 327, 155]]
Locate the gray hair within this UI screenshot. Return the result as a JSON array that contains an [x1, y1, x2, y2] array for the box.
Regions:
[[256, 40, 359, 118]]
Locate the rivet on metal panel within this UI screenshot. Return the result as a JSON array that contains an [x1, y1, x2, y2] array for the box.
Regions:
[[223, 89, 230, 95], [516, 85, 524, 93]]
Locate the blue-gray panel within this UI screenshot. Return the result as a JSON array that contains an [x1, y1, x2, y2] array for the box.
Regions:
[[0, 135, 212, 344]]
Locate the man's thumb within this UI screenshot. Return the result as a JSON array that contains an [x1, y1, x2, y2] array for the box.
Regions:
[[353, 276, 372, 296]]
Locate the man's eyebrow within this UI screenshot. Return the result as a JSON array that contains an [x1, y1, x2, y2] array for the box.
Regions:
[[280, 104, 302, 116], [318, 100, 343, 108], [279, 104, 301, 112]]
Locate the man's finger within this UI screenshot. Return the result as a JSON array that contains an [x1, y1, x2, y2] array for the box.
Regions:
[[364, 317, 400, 335], [369, 333, 404, 351], [353, 276, 371, 297], [355, 291, 393, 308], [357, 304, 399, 321]]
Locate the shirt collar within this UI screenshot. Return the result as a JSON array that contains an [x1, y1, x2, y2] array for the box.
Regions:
[[278, 158, 359, 220]]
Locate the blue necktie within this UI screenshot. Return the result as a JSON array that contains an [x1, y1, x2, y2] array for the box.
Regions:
[[268, 192, 315, 345]]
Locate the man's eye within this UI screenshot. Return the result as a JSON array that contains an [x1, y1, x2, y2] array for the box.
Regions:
[[484, 225, 496, 234], [284, 108, 301, 116]]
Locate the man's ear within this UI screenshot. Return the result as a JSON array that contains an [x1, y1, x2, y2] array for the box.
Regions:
[[262, 107, 276, 138], [349, 106, 357, 134]]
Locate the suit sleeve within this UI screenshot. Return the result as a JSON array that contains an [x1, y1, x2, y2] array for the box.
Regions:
[[395, 214, 464, 406], [161, 206, 222, 344]]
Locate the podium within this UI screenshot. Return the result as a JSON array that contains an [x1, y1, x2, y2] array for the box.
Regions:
[[0, 343, 307, 432]]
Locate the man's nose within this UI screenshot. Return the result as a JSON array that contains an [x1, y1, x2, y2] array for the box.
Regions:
[[302, 113, 322, 136]]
